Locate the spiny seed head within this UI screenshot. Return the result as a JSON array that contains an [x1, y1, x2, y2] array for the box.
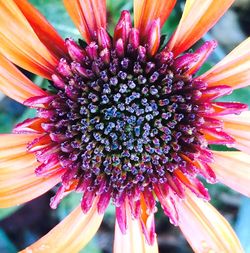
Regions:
[[31, 35, 212, 208], [13, 10, 248, 236]]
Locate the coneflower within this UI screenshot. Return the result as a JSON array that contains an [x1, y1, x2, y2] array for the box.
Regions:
[[0, 0, 249, 252]]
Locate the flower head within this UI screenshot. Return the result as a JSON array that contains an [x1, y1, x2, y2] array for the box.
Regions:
[[0, 0, 249, 252]]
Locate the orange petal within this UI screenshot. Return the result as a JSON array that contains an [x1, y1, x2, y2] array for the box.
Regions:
[[0, 134, 37, 162], [212, 151, 250, 197], [0, 133, 40, 150], [176, 192, 244, 253], [174, 169, 210, 200], [0, 134, 39, 171], [134, 0, 176, 41], [219, 111, 250, 153], [13, 118, 47, 134], [140, 194, 156, 245], [64, 0, 106, 44], [13, 0, 67, 58], [0, 134, 63, 207], [114, 206, 159, 253], [199, 38, 250, 89], [0, 154, 39, 187], [0, 54, 48, 104], [21, 202, 104, 253], [0, 156, 63, 208], [167, 0, 234, 56], [0, 0, 61, 79], [147, 19, 161, 56], [202, 127, 235, 145]]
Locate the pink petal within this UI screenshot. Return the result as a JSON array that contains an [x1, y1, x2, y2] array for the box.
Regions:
[[212, 151, 250, 197], [114, 205, 158, 253], [200, 38, 250, 89], [218, 111, 250, 153], [176, 192, 244, 252], [167, 0, 234, 56]]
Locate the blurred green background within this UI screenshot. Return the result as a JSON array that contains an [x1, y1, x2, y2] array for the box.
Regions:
[[0, 0, 250, 252]]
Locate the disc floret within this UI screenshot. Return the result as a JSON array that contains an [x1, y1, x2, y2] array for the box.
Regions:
[[15, 10, 247, 233]]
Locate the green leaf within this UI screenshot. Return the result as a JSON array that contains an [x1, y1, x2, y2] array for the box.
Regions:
[[196, 62, 213, 76], [104, 203, 115, 217], [15, 108, 37, 125], [162, 9, 181, 36], [107, 0, 133, 33], [80, 237, 102, 253], [0, 229, 17, 253], [0, 206, 20, 220], [56, 193, 82, 220], [30, 0, 80, 40], [0, 113, 14, 133], [218, 86, 250, 107]]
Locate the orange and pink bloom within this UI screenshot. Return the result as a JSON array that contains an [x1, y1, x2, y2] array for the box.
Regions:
[[0, 0, 249, 252]]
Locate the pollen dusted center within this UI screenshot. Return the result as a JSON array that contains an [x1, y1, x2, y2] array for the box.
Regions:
[[48, 38, 205, 205]]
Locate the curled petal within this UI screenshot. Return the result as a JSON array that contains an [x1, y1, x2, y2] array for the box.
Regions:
[[64, 0, 106, 43], [208, 102, 248, 116], [173, 53, 199, 71], [212, 151, 250, 197], [167, 0, 233, 56], [50, 185, 72, 209], [0, 0, 61, 79], [142, 189, 155, 215], [65, 38, 87, 63], [23, 95, 56, 108], [134, 0, 176, 41], [115, 38, 125, 58], [97, 189, 111, 214], [129, 28, 140, 49], [113, 10, 132, 45], [98, 27, 111, 49], [186, 40, 217, 75], [81, 189, 96, 213], [114, 204, 158, 253], [153, 183, 179, 226], [219, 111, 250, 153], [13, 118, 47, 134], [21, 202, 104, 253], [0, 54, 47, 104], [200, 37, 250, 89], [181, 154, 216, 183], [199, 85, 232, 101], [116, 200, 127, 234], [176, 192, 244, 253], [27, 134, 51, 152], [174, 170, 210, 200], [147, 19, 161, 56], [202, 128, 235, 145], [140, 195, 156, 245]]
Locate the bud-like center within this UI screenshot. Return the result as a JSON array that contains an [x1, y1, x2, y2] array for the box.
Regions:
[[42, 39, 207, 205]]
